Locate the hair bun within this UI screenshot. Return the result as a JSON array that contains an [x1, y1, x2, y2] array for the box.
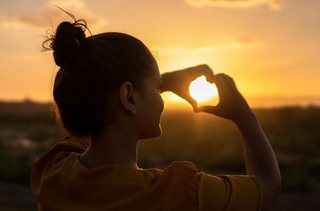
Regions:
[[51, 21, 86, 67]]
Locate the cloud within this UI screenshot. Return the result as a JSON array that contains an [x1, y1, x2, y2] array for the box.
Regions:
[[268, 0, 286, 10], [235, 37, 255, 45], [185, 0, 286, 10], [0, 18, 5, 27], [0, 0, 107, 30]]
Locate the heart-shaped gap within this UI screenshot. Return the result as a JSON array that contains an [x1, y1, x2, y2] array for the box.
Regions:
[[189, 76, 219, 106]]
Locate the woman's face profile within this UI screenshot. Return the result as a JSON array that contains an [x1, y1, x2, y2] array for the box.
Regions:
[[136, 61, 164, 139]]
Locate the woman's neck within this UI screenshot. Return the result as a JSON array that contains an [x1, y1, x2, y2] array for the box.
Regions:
[[79, 124, 139, 169]]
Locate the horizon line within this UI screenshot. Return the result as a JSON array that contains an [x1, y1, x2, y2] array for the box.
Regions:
[[1, 96, 320, 110]]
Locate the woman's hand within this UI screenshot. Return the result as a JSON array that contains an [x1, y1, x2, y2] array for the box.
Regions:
[[196, 73, 253, 123], [161, 64, 214, 110]]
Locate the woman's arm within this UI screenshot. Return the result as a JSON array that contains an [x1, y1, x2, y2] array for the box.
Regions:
[[196, 74, 281, 210], [237, 112, 281, 210], [161, 67, 281, 210]]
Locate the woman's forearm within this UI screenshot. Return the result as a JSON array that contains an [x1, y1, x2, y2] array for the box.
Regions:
[[235, 112, 281, 210]]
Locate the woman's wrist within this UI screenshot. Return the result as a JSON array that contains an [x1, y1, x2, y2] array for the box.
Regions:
[[233, 110, 257, 127], [160, 72, 172, 93]]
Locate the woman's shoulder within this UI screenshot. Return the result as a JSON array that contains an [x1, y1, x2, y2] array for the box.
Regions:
[[167, 161, 198, 170]]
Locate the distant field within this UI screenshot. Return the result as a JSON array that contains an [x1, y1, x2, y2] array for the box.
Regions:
[[0, 100, 320, 210], [140, 106, 320, 191]]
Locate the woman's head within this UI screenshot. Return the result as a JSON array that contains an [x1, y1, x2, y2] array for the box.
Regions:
[[44, 13, 157, 138]]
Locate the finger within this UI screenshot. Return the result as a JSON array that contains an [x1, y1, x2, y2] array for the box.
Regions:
[[219, 74, 240, 97], [216, 73, 239, 95], [198, 64, 215, 83], [199, 65, 215, 83], [184, 95, 198, 110], [212, 74, 227, 96], [195, 105, 219, 115], [187, 64, 215, 82], [206, 76, 215, 84], [219, 73, 236, 87]]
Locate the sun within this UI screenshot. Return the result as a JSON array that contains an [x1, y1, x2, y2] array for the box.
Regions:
[[189, 76, 218, 103]]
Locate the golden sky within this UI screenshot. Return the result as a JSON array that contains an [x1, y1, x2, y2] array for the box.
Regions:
[[1, 0, 320, 108]]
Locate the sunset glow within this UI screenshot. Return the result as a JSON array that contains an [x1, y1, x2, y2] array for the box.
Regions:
[[0, 0, 320, 108], [189, 76, 218, 103]]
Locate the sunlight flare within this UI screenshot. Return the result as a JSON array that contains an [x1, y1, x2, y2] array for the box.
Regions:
[[189, 76, 218, 103]]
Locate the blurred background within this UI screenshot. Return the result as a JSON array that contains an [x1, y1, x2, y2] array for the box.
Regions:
[[0, 0, 320, 210]]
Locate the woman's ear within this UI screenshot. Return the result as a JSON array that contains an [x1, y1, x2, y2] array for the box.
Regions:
[[119, 81, 138, 115]]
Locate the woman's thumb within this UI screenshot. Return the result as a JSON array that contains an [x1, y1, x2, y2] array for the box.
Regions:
[[184, 96, 198, 111], [195, 106, 219, 115]]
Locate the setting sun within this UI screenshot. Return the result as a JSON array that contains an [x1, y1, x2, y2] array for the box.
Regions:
[[189, 76, 218, 103]]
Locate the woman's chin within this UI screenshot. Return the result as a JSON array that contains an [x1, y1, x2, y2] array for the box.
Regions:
[[140, 127, 162, 140]]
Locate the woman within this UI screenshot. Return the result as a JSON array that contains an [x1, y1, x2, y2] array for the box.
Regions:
[[31, 12, 281, 211]]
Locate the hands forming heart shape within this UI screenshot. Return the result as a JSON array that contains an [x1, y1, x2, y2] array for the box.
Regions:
[[163, 64, 252, 122], [162, 64, 217, 111]]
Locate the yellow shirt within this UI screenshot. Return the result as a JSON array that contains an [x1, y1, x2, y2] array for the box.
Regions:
[[31, 137, 265, 211]]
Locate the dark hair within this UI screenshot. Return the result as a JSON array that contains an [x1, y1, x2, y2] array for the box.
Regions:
[[43, 11, 155, 138]]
